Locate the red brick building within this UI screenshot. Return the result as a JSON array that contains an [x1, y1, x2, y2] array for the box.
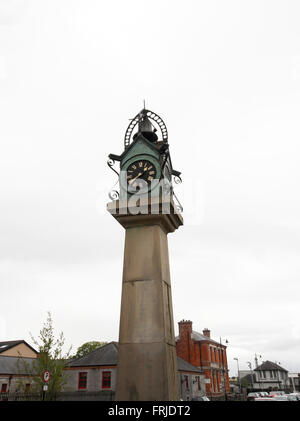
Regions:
[[176, 320, 230, 397]]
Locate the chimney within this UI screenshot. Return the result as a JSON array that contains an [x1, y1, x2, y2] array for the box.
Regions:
[[178, 320, 193, 339], [203, 328, 211, 339]]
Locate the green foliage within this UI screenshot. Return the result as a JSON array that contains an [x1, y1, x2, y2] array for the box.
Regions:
[[18, 312, 72, 400], [73, 341, 107, 359], [241, 377, 249, 388]]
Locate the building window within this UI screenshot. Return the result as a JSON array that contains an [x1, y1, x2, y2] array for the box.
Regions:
[[1, 384, 7, 393], [197, 376, 201, 391], [102, 371, 111, 389], [270, 371, 273, 379], [78, 372, 87, 390], [184, 375, 189, 390], [210, 348, 214, 362]]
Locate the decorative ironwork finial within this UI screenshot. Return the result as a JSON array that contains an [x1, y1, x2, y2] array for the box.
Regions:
[[124, 109, 168, 149]]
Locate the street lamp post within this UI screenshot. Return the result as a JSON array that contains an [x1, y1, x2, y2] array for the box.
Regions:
[[220, 337, 228, 400], [247, 361, 254, 392], [254, 354, 262, 390], [233, 358, 241, 393]]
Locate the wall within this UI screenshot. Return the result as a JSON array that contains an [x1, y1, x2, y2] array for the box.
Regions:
[[62, 367, 117, 392], [178, 372, 206, 401], [253, 370, 289, 390], [1, 344, 37, 358], [62, 367, 204, 401], [0, 375, 34, 393]]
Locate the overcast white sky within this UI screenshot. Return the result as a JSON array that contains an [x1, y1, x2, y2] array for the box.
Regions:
[[1, 0, 300, 376]]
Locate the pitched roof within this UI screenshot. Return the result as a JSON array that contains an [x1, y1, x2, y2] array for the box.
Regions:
[[254, 360, 288, 372], [0, 340, 38, 355], [0, 341, 23, 353], [66, 342, 118, 367], [0, 356, 37, 375], [177, 357, 202, 373], [192, 331, 222, 345], [66, 342, 203, 374], [119, 134, 160, 162], [175, 331, 222, 346]]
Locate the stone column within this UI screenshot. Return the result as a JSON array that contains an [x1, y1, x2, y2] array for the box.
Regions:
[[107, 198, 183, 401]]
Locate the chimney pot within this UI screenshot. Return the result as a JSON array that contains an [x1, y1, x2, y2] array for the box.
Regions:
[[203, 328, 211, 338], [178, 320, 193, 339]]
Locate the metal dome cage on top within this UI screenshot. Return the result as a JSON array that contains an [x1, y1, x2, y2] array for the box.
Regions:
[[124, 108, 168, 149]]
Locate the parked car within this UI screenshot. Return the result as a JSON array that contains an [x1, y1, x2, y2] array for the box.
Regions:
[[286, 394, 299, 401], [289, 393, 300, 401], [260, 392, 269, 397], [272, 395, 289, 401], [191, 396, 210, 401], [256, 391, 269, 397], [269, 391, 285, 397], [247, 392, 260, 401]]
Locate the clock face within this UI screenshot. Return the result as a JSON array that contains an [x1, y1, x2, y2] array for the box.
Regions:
[[126, 159, 157, 191]]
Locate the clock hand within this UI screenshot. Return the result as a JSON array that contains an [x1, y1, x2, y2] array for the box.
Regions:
[[129, 172, 142, 184]]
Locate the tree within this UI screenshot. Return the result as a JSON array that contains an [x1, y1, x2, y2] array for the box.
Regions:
[[18, 312, 72, 400], [73, 341, 107, 359], [241, 376, 249, 389]]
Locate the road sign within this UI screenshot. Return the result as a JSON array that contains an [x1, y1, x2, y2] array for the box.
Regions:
[[43, 370, 51, 383], [43, 384, 48, 391]]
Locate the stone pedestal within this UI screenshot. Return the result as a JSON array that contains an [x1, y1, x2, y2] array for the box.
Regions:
[[107, 198, 183, 401]]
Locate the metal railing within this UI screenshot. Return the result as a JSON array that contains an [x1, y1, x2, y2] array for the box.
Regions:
[[0, 390, 115, 402]]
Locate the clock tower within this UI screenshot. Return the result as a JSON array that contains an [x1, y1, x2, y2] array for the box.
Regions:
[[107, 108, 183, 401]]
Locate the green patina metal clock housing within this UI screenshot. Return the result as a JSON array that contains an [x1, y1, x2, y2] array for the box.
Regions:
[[108, 108, 182, 209]]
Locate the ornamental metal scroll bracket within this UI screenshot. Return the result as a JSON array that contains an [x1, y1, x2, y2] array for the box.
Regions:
[[172, 189, 183, 213], [108, 180, 120, 201], [107, 156, 120, 177], [161, 180, 183, 213], [172, 170, 182, 185], [107, 154, 121, 200], [171, 172, 183, 212]]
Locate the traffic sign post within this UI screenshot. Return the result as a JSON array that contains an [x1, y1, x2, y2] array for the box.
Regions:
[[43, 370, 50, 383], [42, 370, 50, 401]]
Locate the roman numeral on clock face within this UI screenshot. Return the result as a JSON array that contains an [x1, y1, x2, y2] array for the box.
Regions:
[[126, 160, 157, 188]]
